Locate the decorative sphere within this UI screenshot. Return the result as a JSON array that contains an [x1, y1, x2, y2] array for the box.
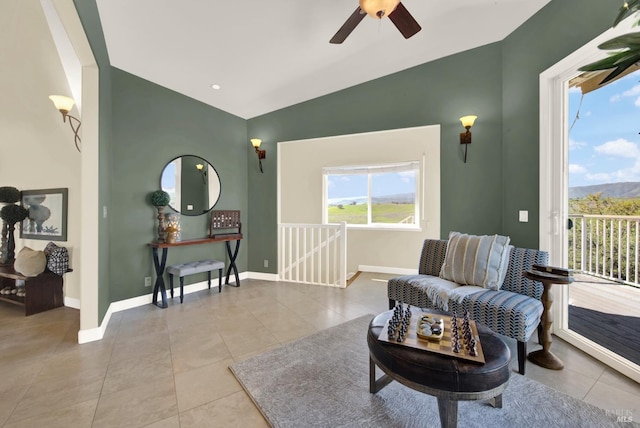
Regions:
[[149, 190, 171, 207], [0, 187, 20, 204], [0, 204, 28, 224]]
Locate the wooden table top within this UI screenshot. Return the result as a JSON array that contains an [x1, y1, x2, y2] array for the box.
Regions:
[[524, 270, 574, 284], [149, 234, 243, 248]]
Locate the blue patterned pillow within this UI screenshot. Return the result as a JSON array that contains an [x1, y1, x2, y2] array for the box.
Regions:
[[439, 231, 511, 290]]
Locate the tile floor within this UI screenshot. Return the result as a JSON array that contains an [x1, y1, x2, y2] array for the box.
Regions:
[[0, 272, 638, 427]]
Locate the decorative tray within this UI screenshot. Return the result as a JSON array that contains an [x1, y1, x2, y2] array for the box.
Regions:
[[415, 314, 444, 341], [378, 312, 486, 364]]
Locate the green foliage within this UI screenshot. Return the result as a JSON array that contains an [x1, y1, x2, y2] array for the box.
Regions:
[[0, 204, 28, 224], [569, 193, 640, 215], [0, 187, 20, 204], [569, 193, 640, 283], [149, 190, 170, 207], [613, 0, 640, 26], [328, 203, 367, 224], [579, 3, 640, 84], [328, 203, 415, 224]]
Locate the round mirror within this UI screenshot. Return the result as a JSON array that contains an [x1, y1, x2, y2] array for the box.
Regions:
[[160, 155, 221, 216]]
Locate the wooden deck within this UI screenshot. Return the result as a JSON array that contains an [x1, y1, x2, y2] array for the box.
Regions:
[[567, 273, 640, 366]]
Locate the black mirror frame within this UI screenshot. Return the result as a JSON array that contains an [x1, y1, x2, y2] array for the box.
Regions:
[[160, 155, 221, 216]]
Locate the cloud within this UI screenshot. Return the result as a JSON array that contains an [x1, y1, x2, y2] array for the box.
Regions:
[[569, 164, 587, 174], [327, 175, 351, 188], [594, 138, 640, 158], [623, 84, 640, 97], [586, 172, 612, 181], [610, 83, 640, 106], [569, 139, 588, 150], [398, 170, 416, 183], [569, 86, 581, 94], [586, 138, 640, 183]]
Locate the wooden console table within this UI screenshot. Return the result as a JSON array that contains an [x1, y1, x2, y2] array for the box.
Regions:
[[148, 234, 242, 308], [524, 269, 574, 370]]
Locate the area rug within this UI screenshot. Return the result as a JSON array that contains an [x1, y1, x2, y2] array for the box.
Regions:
[[230, 315, 634, 428]]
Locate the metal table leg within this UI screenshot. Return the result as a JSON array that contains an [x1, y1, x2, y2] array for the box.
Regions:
[[151, 247, 168, 308], [225, 239, 241, 287]]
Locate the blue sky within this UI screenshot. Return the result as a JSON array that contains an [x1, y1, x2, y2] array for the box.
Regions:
[[569, 69, 640, 188], [327, 171, 416, 202]]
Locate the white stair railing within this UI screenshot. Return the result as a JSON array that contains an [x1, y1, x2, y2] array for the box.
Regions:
[[278, 222, 347, 287]]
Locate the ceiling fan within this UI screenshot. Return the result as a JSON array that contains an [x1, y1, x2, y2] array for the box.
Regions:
[[330, 0, 421, 44]]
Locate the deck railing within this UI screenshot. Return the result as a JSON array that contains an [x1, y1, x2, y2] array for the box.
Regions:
[[278, 222, 348, 288], [569, 214, 640, 287]]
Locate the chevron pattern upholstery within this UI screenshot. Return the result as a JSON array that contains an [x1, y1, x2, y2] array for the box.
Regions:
[[388, 239, 549, 374], [418, 239, 448, 275]]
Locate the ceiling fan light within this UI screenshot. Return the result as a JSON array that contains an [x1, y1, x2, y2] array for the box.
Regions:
[[359, 0, 400, 18]]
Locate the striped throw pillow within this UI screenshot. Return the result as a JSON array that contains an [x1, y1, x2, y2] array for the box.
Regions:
[[439, 231, 511, 290]]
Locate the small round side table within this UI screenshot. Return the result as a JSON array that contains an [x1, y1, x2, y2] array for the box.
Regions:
[[524, 270, 574, 370]]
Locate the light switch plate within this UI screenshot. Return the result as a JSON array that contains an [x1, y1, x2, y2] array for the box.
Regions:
[[519, 210, 528, 222]]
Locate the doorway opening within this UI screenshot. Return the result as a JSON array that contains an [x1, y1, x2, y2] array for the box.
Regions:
[[566, 68, 640, 367], [539, 17, 640, 382]]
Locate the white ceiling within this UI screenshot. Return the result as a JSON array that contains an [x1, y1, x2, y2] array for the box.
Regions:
[[96, 0, 551, 119]]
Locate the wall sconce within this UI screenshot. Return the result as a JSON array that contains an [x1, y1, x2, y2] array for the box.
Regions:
[[49, 95, 81, 152], [251, 138, 266, 173], [195, 163, 207, 184], [459, 115, 477, 163]]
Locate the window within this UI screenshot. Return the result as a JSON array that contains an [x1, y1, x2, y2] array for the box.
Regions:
[[323, 161, 420, 228]]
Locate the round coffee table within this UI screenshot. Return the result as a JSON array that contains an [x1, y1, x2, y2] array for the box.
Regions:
[[367, 310, 511, 428]]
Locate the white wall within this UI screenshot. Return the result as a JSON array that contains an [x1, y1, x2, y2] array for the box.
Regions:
[[0, 0, 81, 302], [279, 125, 440, 273]]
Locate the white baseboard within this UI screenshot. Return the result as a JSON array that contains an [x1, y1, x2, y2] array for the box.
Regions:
[[246, 271, 279, 281], [78, 308, 112, 344], [64, 296, 81, 309], [77, 270, 266, 344], [358, 265, 417, 275]]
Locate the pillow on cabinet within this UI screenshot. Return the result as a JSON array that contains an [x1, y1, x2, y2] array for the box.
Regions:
[[14, 247, 47, 277], [44, 242, 70, 275]]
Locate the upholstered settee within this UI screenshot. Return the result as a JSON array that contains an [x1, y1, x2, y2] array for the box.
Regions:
[[388, 237, 549, 375]]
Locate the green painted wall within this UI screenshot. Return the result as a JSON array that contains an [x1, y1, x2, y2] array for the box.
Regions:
[[72, 0, 620, 308], [109, 68, 248, 301], [500, 0, 616, 248], [247, 0, 620, 272], [72, 0, 112, 322], [247, 43, 505, 272], [180, 155, 210, 215]]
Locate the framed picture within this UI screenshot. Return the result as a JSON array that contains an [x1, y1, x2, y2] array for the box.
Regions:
[[19, 188, 68, 241]]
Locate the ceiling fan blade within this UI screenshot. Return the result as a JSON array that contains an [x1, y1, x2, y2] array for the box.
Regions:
[[388, 2, 421, 39], [330, 7, 366, 44]]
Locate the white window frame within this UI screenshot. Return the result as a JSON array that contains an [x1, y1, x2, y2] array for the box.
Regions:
[[322, 161, 420, 230]]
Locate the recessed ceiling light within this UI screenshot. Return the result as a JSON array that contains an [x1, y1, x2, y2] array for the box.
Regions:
[[211, 84, 221, 90]]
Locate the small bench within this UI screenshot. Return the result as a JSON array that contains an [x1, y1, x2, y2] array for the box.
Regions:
[[167, 259, 225, 303]]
